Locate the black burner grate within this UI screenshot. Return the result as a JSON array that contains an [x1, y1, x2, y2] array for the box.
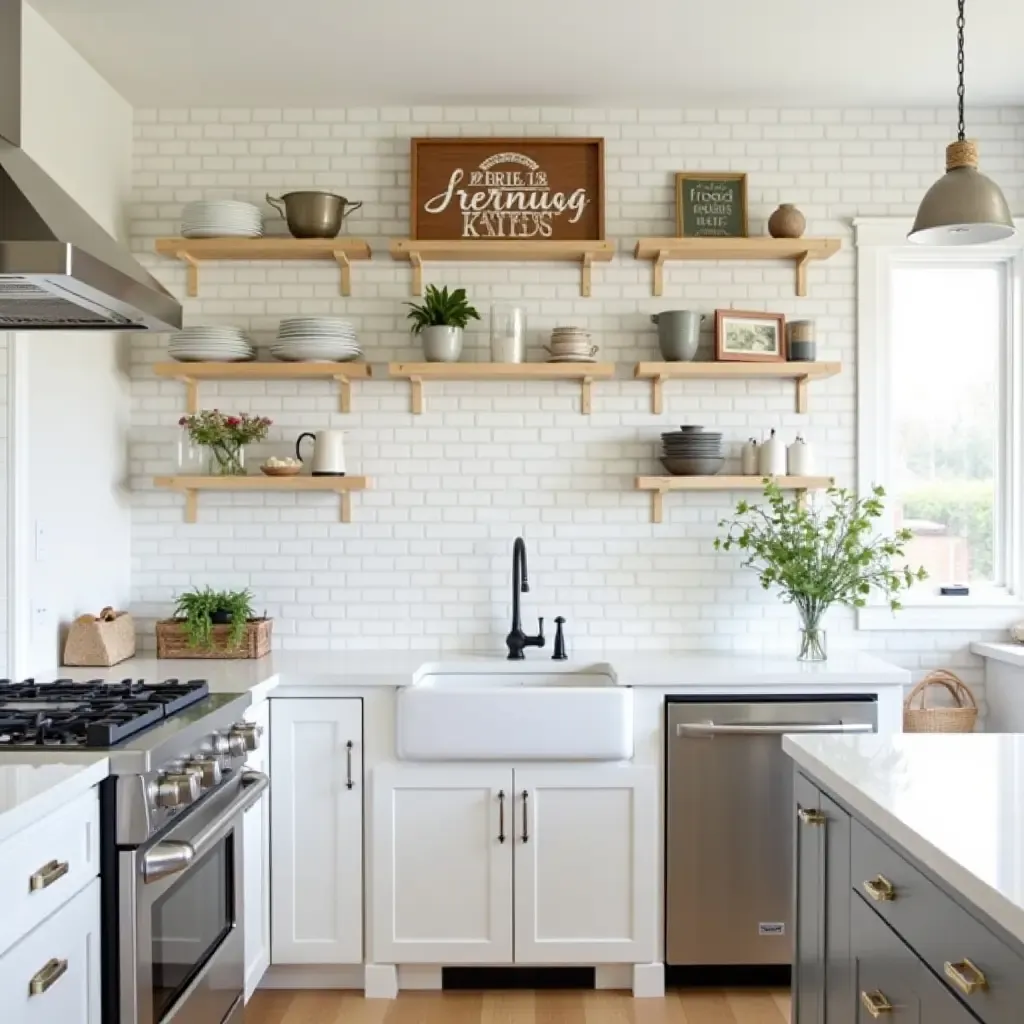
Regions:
[[0, 678, 210, 748]]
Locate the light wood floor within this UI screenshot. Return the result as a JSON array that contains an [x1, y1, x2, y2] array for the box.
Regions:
[[247, 989, 791, 1024]]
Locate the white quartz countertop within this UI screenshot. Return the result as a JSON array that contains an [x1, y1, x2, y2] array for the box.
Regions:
[[972, 641, 1024, 668], [0, 756, 108, 845], [45, 649, 909, 696], [785, 733, 1024, 946]]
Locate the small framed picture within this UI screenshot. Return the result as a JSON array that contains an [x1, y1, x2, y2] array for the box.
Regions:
[[714, 309, 786, 362], [675, 172, 748, 237]]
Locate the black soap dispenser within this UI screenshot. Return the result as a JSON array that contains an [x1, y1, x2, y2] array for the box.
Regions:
[[552, 616, 567, 660]]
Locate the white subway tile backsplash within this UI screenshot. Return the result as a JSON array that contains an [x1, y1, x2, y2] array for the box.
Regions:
[[126, 105, 1024, 709]]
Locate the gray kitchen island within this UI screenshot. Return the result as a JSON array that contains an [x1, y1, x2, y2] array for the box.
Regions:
[[785, 733, 1024, 1024]]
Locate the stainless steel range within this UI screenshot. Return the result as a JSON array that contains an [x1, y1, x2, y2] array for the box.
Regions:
[[0, 678, 265, 1024]]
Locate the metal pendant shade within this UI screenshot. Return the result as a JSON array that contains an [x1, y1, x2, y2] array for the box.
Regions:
[[908, 0, 1015, 245]]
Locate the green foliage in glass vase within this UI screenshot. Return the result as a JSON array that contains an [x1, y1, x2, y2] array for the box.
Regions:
[[173, 586, 256, 648], [714, 482, 928, 624], [405, 284, 481, 334]]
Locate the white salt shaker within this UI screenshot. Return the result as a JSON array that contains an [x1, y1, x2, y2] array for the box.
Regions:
[[758, 429, 786, 476], [786, 434, 815, 476], [740, 438, 760, 475]]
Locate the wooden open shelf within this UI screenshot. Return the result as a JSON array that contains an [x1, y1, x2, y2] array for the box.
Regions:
[[153, 361, 372, 413], [389, 239, 615, 297], [387, 361, 616, 415], [154, 237, 372, 297], [634, 361, 841, 414], [633, 237, 841, 297], [635, 474, 834, 523], [154, 474, 370, 523]]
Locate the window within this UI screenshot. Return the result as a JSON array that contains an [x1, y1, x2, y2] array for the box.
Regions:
[[856, 219, 1024, 630]]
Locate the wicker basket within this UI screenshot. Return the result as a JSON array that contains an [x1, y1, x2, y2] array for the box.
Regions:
[[903, 670, 978, 733], [155, 618, 272, 660]]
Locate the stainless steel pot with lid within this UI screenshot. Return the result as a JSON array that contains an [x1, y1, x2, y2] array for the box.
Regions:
[[266, 191, 363, 238]]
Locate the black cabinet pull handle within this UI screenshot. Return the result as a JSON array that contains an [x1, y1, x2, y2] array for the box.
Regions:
[[521, 789, 529, 843], [345, 740, 354, 790], [498, 790, 506, 844]]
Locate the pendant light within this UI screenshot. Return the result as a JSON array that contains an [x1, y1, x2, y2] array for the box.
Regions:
[[909, 0, 1015, 244]]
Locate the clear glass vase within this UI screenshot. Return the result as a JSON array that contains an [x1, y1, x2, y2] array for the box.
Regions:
[[206, 442, 246, 476], [796, 606, 827, 662]]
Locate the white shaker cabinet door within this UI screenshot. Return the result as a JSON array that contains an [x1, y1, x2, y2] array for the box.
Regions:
[[0, 876, 101, 1024], [513, 765, 657, 964], [243, 699, 270, 997], [371, 765, 513, 964], [270, 698, 363, 964]]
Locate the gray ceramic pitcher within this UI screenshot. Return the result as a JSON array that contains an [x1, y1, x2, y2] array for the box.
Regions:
[[651, 310, 705, 361]]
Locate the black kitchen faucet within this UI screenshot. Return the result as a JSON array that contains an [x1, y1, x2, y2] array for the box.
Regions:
[[505, 537, 545, 660]]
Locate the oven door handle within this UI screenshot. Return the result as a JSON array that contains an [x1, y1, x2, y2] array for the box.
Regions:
[[676, 721, 874, 737], [142, 770, 269, 884]]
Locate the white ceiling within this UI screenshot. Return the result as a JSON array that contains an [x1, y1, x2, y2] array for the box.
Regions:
[[28, 0, 1024, 109]]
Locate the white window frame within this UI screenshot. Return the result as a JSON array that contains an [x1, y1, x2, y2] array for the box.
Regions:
[[855, 217, 1024, 631]]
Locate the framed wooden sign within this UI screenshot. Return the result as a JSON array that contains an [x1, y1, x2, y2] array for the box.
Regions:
[[675, 172, 748, 238], [411, 138, 605, 241]]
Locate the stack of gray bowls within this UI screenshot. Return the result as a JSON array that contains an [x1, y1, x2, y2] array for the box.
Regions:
[[660, 426, 724, 476]]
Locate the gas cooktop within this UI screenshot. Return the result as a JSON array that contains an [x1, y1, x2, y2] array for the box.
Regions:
[[0, 678, 210, 748]]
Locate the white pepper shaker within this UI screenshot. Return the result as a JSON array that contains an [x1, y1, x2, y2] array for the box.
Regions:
[[786, 434, 815, 476], [740, 438, 760, 475], [758, 429, 786, 476]]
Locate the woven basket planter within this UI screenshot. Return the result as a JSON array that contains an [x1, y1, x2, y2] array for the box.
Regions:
[[156, 618, 272, 660], [903, 670, 978, 733]]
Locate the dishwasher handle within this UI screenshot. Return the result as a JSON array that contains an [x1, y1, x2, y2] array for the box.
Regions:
[[676, 721, 874, 737]]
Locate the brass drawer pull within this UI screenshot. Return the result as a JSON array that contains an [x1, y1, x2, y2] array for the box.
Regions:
[[860, 990, 894, 1018], [798, 807, 826, 826], [29, 860, 69, 892], [863, 875, 897, 902], [29, 958, 68, 996], [944, 958, 987, 995]]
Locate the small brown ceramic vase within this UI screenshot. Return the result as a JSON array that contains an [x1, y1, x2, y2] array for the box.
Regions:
[[768, 203, 806, 239]]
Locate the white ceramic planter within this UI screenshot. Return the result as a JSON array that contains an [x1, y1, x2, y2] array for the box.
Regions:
[[421, 325, 463, 362]]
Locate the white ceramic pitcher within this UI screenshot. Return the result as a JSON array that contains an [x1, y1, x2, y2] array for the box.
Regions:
[[296, 430, 346, 476]]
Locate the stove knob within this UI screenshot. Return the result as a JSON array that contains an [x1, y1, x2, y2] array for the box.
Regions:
[[209, 730, 246, 758], [184, 756, 222, 790], [230, 722, 263, 752], [155, 772, 200, 808]]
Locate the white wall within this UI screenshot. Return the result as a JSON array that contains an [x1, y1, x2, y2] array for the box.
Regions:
[[4, 5, 134, 673], [126, 105, 1024, 715]]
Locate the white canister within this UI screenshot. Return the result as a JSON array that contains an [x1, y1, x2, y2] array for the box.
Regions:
[[786, 435, 815, 476], [740, 439, 760, 475], [758, 429, 786, 476]]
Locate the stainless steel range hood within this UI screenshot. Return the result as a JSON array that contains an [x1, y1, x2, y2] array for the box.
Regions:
[[0, 0, 181, 331]]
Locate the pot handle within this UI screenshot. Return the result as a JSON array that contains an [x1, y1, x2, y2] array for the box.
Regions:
[[340, 200, 363, 222], [650, 314, 659, 324], [266, 194, 286, 218], [295, 432, 315, 463]]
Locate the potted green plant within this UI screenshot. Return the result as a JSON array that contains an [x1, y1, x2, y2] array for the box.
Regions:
[[158, 586, 272, 659], [179, 410, 272, 476], [405, 284, 480, 362], [715, 482, 927, 661]]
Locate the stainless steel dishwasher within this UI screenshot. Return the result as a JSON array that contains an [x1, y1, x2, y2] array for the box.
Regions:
[[665, 697, 877, 974]]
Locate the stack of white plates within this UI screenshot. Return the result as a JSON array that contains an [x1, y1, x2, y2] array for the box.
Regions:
[[181, 200, 263, 239], [169, 326, 254, 362], [271, 317, 362, 362]]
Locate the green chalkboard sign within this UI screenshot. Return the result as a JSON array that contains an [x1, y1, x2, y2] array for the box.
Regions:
[[675, 172, 748, 238]]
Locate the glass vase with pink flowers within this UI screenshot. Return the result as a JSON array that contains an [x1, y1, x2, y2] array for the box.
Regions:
[[179, 410, 272, 476]]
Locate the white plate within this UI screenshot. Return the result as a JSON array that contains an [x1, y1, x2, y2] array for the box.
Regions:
[[271, 352, 362, 363], [546, 355, 598, 363], [182, 228, 263, 239]]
